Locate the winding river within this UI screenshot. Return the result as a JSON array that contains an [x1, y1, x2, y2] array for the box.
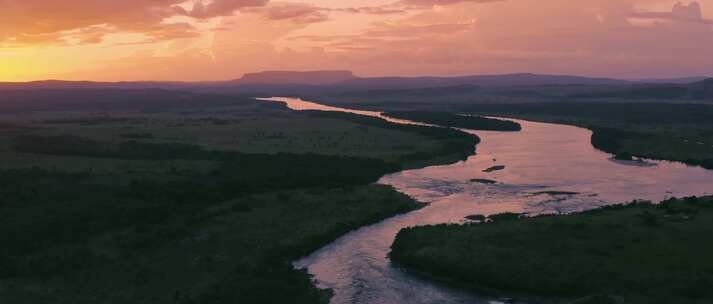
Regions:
[[262, 97, 713, 304]]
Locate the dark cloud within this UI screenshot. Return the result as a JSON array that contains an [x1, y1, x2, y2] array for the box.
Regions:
[[630, 1, 713, 24]]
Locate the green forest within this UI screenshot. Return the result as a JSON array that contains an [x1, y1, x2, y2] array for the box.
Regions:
[[391, 196, 713, 303], [0, 90, 478, 303]]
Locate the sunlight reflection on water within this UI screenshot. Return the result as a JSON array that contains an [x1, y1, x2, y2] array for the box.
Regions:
[[261, 97, 713, 304]]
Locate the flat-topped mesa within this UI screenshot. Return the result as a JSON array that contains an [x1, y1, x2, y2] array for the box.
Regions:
[[236, 70, 357, 85]]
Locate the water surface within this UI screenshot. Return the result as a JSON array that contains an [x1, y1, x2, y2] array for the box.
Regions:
[[262, 97, 713, 304]]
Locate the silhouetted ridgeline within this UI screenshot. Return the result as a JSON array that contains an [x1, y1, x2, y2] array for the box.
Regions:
[[390, 196, 713, 303], [0, 89, 281, 112], [0, 73, 641, 100], [383, 111, 521, 131], [332, 73, 628, 91], [571, 85, 689, 99], [569, 78, 713, 101]]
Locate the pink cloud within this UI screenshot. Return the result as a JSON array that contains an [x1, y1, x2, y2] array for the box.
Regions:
[[400, 0, 506, 6]]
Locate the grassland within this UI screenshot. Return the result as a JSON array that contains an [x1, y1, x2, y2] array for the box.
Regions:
[[391, 196, 713, 304], [0, 90, 478, 303]]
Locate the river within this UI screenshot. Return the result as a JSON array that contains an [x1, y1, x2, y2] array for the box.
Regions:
[[261, 97, 713, 304]]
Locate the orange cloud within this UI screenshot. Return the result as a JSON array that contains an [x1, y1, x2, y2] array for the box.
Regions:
[[174, 0, 269, 18], [2, 0, 713, 81], [244, 2, 330, 24], [400, 0, 505, 6], [0, 0, 267, 46]]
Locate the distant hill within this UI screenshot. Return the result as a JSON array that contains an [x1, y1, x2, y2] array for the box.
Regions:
[[233, 70, 356, 85], [635, 76, 710, 84], [0, 71, 357, 91], [570, 78, 713, 101], [4, 73, 711, 103], [334, 73, 629, 90], [1, 72, 628, 92], [0, 89, 267, 112]]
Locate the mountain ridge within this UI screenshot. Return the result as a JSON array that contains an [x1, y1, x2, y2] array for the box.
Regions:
[[1, 71, 709, 92]]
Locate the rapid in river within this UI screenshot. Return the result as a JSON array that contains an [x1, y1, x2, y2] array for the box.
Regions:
[[261, 97, 713, 304]]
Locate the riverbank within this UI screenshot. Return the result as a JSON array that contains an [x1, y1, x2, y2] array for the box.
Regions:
[[308, 96, 713, 170], [391, 196, 713, 304], [272, 97, 713, 304], [455, 103, 713, 170], [383, 111, 521, 131], [299, 110, 479, 170]]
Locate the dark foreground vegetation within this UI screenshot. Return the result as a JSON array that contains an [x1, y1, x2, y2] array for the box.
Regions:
[[383, 111, 521, 131], [391, 196, 713, 304], [0, 89, 478, 303]]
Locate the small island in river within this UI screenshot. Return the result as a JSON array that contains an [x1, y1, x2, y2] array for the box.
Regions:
[[470, 178, 498, 184], [483, 165, 506, 172]]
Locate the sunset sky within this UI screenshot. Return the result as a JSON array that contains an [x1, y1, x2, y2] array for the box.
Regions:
[[1, 0, 712, 81]]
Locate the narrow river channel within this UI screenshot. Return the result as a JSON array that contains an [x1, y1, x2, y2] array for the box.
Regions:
[[261, 97, 713, 304]]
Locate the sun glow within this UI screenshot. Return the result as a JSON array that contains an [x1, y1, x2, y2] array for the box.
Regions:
[[0, 0, 711, 81], [0, 47, 97, 81], [0, 50, 42, 82]]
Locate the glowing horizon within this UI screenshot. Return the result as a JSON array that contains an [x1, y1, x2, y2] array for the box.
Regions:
[[1, 0, 712, 82]]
